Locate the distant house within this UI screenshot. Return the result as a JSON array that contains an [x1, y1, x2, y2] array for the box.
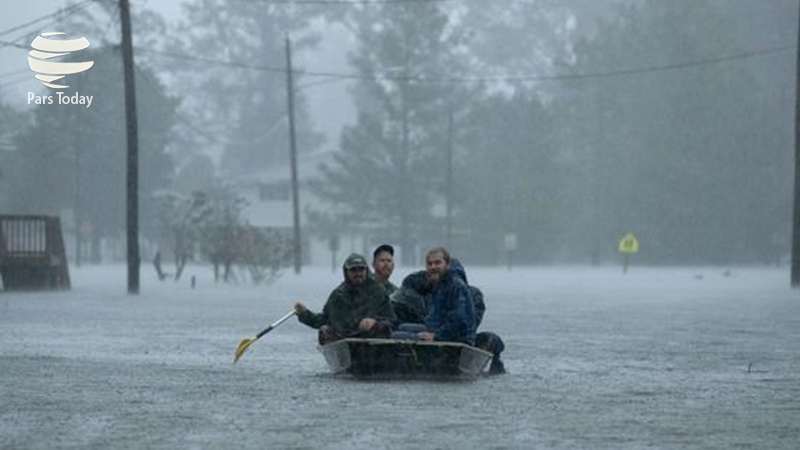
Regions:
[[222, 149, 374, 268]]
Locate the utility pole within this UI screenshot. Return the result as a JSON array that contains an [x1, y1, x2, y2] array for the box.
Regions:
[[285, 35, 302, 274], [445, 109, 454, 250], [73, 144, 82, 268], [792, 3, 800, 287], [120, 0, 140, 294]]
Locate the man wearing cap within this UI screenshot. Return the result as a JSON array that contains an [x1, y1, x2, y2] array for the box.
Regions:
[[372, 244, 397, 295], [294, 253, 396, 345]]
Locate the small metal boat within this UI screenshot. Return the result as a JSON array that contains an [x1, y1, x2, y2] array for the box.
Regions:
[[318, 338, 492, 379]]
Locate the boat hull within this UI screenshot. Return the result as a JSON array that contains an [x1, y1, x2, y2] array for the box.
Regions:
[[319, 338, 492, 378]]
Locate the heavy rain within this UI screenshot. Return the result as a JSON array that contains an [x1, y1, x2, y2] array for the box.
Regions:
[[1, 1, 799, 449]]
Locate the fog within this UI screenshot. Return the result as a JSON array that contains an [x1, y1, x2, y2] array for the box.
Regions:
[[0, 0, 797, 272]]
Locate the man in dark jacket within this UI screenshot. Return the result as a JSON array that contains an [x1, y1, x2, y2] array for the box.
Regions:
[[372, 244, 397, 295], [469, 286, 506, 375], [294, 253, 396, 345], [420, 248, 476, 345], [391, 247, 475, 345], [390, 254, 507, 374], [390, 270, 428, 324]]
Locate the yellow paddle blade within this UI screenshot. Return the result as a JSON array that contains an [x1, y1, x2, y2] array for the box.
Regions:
[[233, 309, 297, 364], [233, 337, 255, 363]]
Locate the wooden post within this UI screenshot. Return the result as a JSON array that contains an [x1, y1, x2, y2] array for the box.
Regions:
[[792, 2, 800, 286], [120, 0, 140, 294]]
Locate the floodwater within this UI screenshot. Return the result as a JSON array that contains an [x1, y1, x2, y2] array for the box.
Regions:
[[1, 265, 798, 449]]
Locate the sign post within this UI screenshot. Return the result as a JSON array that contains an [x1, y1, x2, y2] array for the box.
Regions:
[[618, 232, 639, 273], [504, 233, 517, 271]]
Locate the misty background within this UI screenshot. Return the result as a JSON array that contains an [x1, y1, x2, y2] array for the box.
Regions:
[[0, 0, 795, 278]]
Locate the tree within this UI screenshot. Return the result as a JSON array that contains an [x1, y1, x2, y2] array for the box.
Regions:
[[152, 190, 211, 280], [164, 0, 324, 176], [457, 0, 577, 80], [458, 92, 564, 264], [8, 45, 177, 260], [153, 186, 291, 284], [309, 2, 474, 263], [557, 0, 795, 263], [0, 100, 31, 212]]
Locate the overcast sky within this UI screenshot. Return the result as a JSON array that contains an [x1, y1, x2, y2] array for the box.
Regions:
[[1, 0, 628, 149], [0, 0, 356, 146]]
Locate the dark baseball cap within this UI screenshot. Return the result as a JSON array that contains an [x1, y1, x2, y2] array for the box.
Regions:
[[373, 244, 394, 259], [344, 253, 368, 269]]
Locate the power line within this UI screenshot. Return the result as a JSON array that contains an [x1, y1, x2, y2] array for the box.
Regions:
[[0, 0, 110, 52], [101, 2, 121, 43], [140, 48, 287, 73], [296, 76, 349, 90], [134, 64, 288, 147], [2, 41, 793, 91], [0, 0, 96, 39], [0, 1, 117, 91], [0, 39, 27, 50], [141, 43, 796, 85], [532, 45, 796, 82], [0, 0, 113, 52]]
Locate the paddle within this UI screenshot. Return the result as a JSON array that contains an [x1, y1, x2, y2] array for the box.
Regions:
[[233, 309, 297, 363]]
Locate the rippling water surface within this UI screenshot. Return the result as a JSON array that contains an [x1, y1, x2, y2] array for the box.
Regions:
[[1, 265, 798, 449]]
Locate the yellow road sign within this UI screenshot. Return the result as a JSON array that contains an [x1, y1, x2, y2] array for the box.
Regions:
[[618, 233, 639, 254]]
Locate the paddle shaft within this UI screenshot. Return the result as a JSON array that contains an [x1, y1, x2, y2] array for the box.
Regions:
[[255, 309, 297, 339]]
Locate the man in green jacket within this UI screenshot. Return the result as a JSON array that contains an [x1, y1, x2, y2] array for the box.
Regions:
[[294, 253, 396, 345]]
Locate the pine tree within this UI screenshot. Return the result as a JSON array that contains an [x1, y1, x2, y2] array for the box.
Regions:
[[167, 0, 325, 175], [309, 2, 473, 263]]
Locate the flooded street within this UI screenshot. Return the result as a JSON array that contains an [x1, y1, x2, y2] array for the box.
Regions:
[[2, 265, 798, 449]]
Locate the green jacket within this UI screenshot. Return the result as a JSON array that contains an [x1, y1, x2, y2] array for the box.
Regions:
[[298, 262, 396, 335]]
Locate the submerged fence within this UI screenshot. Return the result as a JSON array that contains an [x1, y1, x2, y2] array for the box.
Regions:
[[0, 215, 70, 290]]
